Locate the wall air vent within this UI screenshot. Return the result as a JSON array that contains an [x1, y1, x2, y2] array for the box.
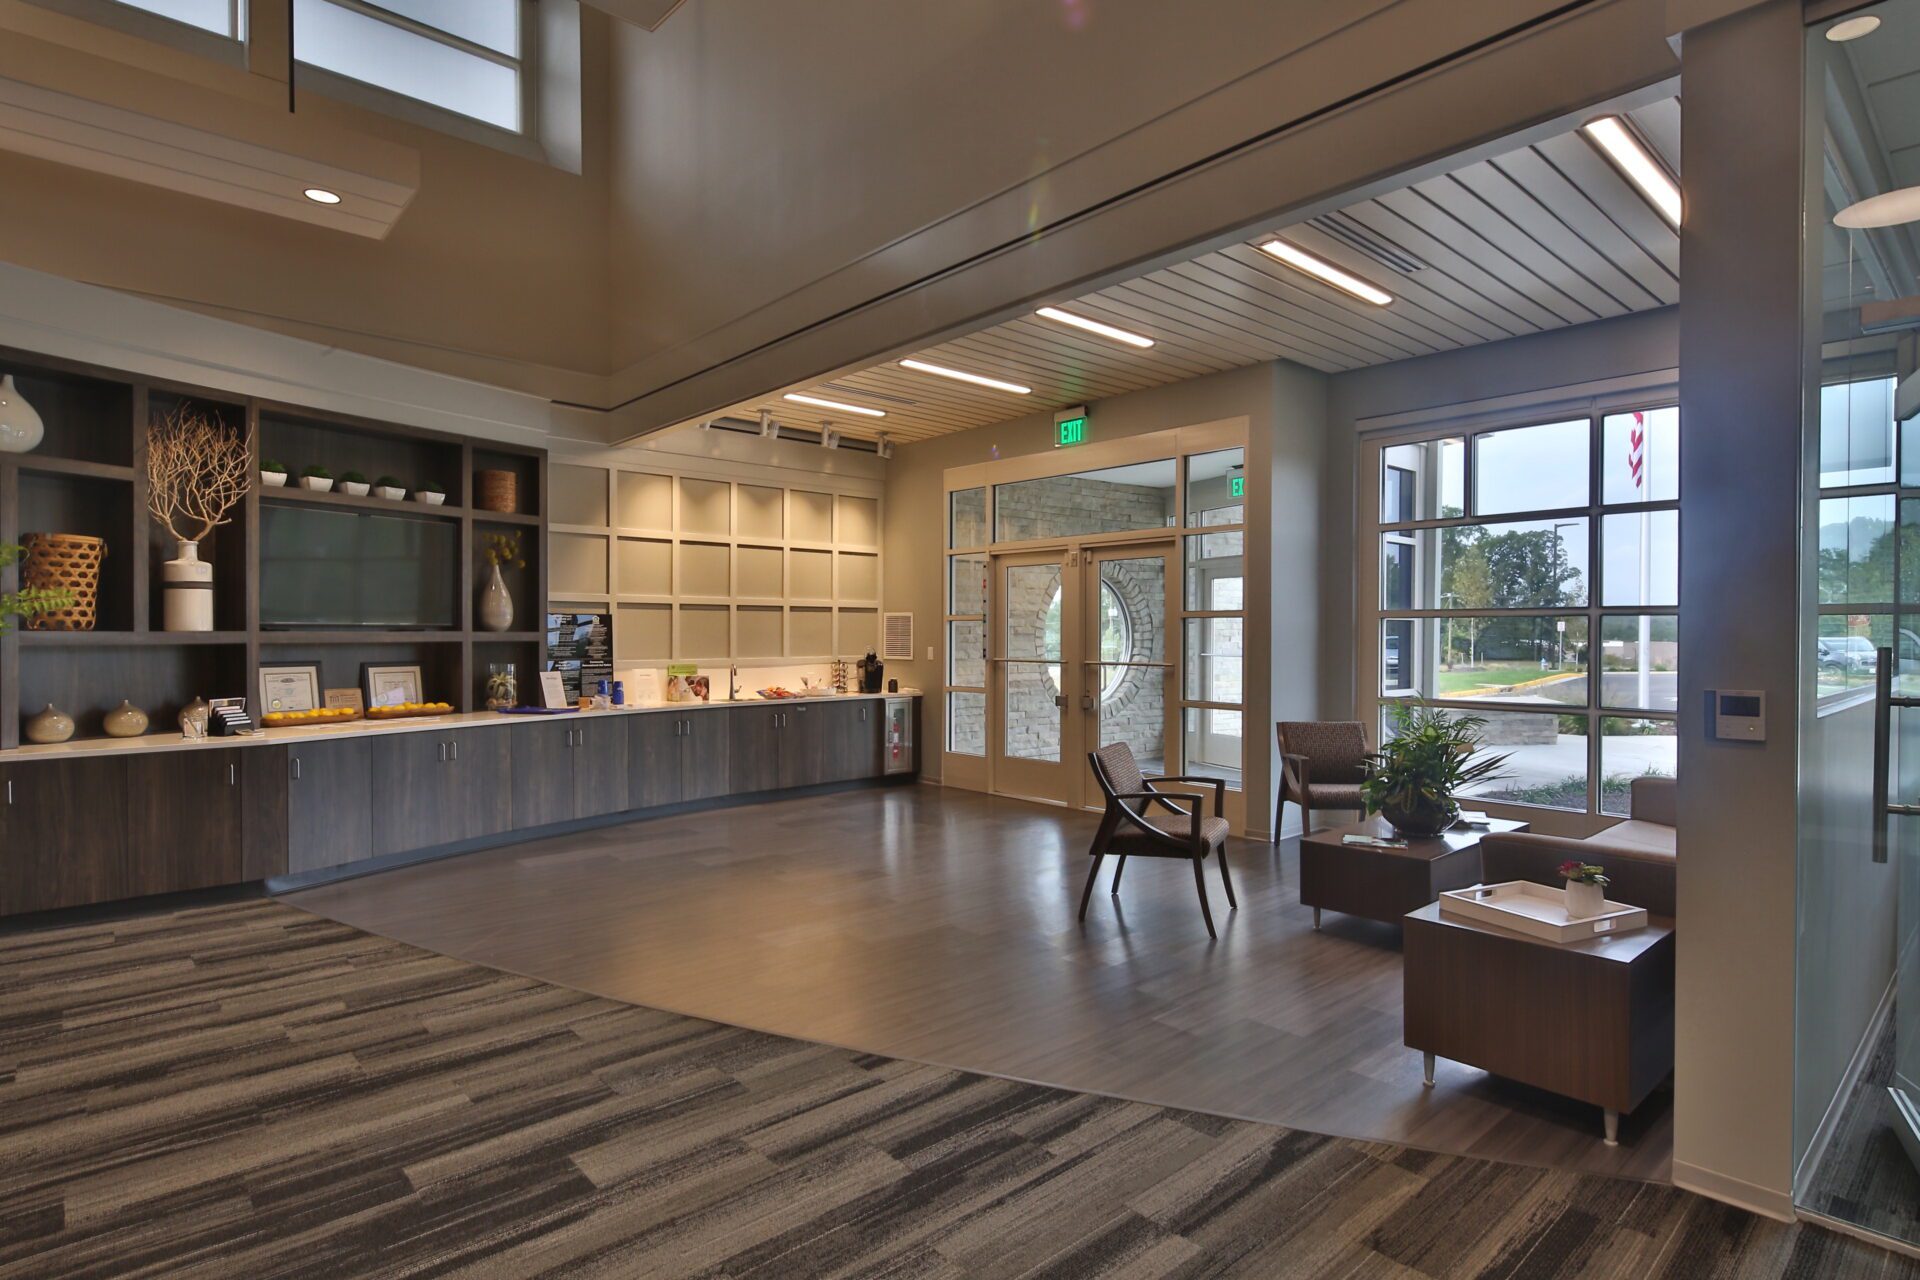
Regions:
[[882, 612, 914, 661]]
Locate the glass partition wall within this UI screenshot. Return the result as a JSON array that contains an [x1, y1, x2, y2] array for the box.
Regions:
[[1362, 407, 1679, 827], [1794, 0, 1920, 1252], [943, 429, 1249, 825]]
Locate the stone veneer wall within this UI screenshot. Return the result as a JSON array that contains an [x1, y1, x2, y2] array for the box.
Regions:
[[950, 476, 1173, 761]]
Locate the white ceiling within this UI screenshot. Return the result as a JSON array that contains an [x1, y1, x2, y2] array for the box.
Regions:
[[723, 98, 1683, 444]]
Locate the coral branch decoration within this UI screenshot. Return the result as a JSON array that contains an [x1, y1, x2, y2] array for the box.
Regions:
[[147, 404, 254, 545]]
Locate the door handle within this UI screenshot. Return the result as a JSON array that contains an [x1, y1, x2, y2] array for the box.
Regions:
[[1054, 695, 1068, 709], [1875, 647, 1892, 864]]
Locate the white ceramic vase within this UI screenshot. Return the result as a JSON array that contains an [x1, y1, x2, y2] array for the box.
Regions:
[[1565, 879, 1605, 920], [479, 563, 513, 632], [0, 374, 44, 453], [163, 540, 214, 632]]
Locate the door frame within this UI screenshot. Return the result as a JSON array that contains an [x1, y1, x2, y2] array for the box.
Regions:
[[989, 545, 1082, 806]]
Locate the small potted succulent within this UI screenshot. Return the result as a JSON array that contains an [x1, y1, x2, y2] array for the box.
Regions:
[[1558, 861, 1609, 920], [373, 475, 406, 501], [261, 458, 289, 488], [415, 480, 446, 506], [299, 464, 334, 493], [1360, 704, 1510, 837], [338, 469, 371, 497]]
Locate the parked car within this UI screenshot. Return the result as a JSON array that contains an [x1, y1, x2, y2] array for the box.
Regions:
[[1818, 634, 1878, 677]]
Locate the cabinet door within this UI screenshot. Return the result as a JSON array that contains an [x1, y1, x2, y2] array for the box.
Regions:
[[780, 703, 827, 789], [570, 718, 629, 819], [730, 706, 784, 795], [682, 710, 731, 802], [510, 722, 576, 831], [287, 739, 374, 873], [629, 713, 683, 810], [372, 733, 459, 857], [830, 701, 884, 782], [0, 758, 129, 915], [450, 728, 512, 842], [127, 749, 243, 896]]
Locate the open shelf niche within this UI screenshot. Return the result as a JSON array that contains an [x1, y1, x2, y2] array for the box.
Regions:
[[0, 344, 548, 749]]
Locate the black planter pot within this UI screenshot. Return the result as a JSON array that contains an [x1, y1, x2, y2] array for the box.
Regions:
[[1380, 795, 1456, 838]]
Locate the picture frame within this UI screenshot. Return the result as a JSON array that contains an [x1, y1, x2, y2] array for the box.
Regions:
[[363, 663, 424, 709], [258, 664, 321, 714], [538, 670, 571, 710], [324, 688, 365, 716]]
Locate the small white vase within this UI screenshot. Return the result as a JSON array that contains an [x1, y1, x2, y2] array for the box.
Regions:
[[0, 374, 44, 453], [374, 485, 405, 501], [1565, 879, 1606, 920], [479, 563, 513, 632], [301, 476, 334, 492], [163, 540, 214, 632], [341, 481, 370, 497], [261, 470, 287, 487], [416, 491, 445, 506]]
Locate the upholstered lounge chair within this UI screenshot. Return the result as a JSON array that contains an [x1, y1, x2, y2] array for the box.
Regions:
[[1082, 741, 1236, 938], [1274, 720, 1370, 841]]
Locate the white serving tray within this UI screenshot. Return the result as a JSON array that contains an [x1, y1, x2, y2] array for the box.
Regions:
[[1438, 881, 1647, 944]]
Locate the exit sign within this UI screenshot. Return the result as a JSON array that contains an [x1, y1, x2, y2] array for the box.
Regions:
[[1056, 416, 1088, 447], [1230, 475, 1245, 498]]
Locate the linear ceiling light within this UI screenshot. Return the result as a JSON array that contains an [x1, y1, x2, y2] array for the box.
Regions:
[[1826, 14, 1881, 40], [1035, 306, 1155, 348], [1256, 239, 1393, 306], [899, 358, 1032, 394], [1582, 116, 1681, 227], [784, 392, 885, 418]]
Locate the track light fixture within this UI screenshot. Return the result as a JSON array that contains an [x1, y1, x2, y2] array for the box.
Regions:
[[759, 409, 779, 439], [875, 434, 895, 460]]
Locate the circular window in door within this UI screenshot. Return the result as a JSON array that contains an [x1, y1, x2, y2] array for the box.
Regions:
[[1043, 582, 1132, 701]]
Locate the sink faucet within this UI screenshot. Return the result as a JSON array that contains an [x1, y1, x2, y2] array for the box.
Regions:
[[729, 663, 739, 701]]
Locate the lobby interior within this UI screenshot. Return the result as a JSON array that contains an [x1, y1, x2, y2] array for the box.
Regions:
[[4, 0, 1920, 1275]]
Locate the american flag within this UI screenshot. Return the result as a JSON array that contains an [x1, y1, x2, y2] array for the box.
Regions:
[[1628, 411, 1646, 491]]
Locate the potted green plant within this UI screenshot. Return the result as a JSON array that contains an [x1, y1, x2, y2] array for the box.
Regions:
[[338, 469, 370, 497], [0, 542, 75, 632], [261, 458, 289, 487], [1361, 705, 1509, 837], [299, 463, 334, 493], [373, 475, 406, 501], [415, 480, 446, 507], [1558, 860, 1609, 919]]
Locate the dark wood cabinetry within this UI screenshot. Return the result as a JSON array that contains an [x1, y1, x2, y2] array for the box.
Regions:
[[630, 711, 732, 808], [0, 758, 130, 915], [127, 750, 243, 896], [820, 700, 883, 783], [287, 739, 374, 873], [729, 706, 785, 795], [371, 728, 508, 857], [512, 720, 627, 828]]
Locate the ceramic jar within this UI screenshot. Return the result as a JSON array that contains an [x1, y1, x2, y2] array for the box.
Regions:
[[163, 541, 214, 632], [25, 703, 74, 744], [1565, 878, 1606, 920], [0, 374, 44, 453], [104, 700, 150, 738], [478, 563, 513, 632]]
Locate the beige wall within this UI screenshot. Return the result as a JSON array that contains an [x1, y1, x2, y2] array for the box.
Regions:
[[882, 359, 1328, 837], [0, 1, 614, 399]]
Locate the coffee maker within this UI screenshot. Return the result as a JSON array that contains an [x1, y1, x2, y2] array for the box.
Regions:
[[857, 649, 885, 693]]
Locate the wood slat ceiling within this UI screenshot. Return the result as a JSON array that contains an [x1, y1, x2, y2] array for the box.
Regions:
[[721, 98, 1682, 443]]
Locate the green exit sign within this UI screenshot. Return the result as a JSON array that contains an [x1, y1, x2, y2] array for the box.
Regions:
[[1230, 475, 1245, 498], [1056, 416, 1088, 447]]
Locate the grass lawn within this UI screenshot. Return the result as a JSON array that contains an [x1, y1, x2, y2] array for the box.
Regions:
[[1433, 662, 1572, 697]]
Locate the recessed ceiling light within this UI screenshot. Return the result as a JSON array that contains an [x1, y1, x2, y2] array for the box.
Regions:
[[1582, 116, 1681, 226], [1034, 306, 1155, 348], [899, 359, 1032, 395], [1256, 239, 1394, 306], [303, 187, 342, 205], [1826, 14, 1881, 40], [1836, 185, 1920, 229], [784, 392, 886, 418]]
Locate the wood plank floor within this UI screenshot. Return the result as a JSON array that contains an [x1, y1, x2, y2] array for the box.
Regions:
[[2, 896, 1910, 1278], [289, 783, 1673, 1181], [1800, 1006, 1920, 1248]]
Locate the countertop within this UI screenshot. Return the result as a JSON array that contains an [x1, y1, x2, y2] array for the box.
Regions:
[[2, 690, 921, 762]]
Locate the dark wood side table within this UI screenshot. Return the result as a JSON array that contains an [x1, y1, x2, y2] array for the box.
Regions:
[[1403, 902, 1676, 1144], [1298, 815, 1529, 928]]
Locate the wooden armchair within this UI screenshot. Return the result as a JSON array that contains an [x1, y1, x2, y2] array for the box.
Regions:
[[1274, 721, 1370, 842], [1081, 741, 1236, 938]]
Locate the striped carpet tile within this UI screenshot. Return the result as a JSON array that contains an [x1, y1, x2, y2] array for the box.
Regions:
[[0, 898, 1912, 1279]]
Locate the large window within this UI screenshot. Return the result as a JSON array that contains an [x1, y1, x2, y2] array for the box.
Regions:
[[1370, 408, 1680, 817], [1814, 376, 1920, 703], [108, 0, 240, 35], [295, 0, 527, 133]]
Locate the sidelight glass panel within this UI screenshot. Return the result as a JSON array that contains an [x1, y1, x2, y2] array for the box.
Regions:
[[950, 554, 987, 616], [950, 487, 987, 547], [1600, 511, 1679, 607], [1186, 448, 1245, 525], [1599, 717, 1677, 817], [1185, 531, 1244, 609], [1183, 707, 1242, 788], [1599, 615, 1678, 712], [1184, 617, 1243, 705], [949, 620, 986, 688], [1473, 420, 1589, 515], [1382, 436, 1465, 522], [948, 692, 986, 755]]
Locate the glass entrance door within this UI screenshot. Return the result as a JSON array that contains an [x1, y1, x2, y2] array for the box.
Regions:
[[992, 549, 1080, 804]]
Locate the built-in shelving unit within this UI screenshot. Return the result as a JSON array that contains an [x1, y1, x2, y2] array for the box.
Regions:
[[0, 344, 548, 749]]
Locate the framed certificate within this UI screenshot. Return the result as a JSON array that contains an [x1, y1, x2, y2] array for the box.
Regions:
[[258, 664, 321, 714], [363, 664, 424, 709]]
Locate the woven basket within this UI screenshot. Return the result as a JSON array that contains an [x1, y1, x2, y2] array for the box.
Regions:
[[21, 532, 106, 631], [476, 469, 518, 514]]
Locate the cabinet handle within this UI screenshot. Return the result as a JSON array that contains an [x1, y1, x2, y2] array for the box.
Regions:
[[293, 757, 302, 781], [450, 739, 459, 762], [578, 727, 586, 748], [229, 762, 237, 787], [438, 742, 447, 763], [5, 779, 12, 805]]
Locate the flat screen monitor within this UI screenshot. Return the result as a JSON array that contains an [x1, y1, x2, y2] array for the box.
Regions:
[[259, 506, 457, 629]]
